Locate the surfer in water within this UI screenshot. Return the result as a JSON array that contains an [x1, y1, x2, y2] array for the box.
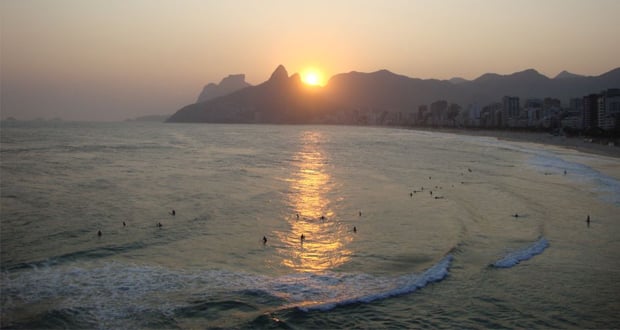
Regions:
[[97, 230, 102, 237], [170, 209, 176, 216], [263, 236, 267, 244]]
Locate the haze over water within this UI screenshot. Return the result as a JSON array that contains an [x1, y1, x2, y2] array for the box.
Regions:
[[1, 121, 619, 328]]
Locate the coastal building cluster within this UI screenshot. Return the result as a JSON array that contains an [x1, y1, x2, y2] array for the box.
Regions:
[[353, 88, 620, 134]]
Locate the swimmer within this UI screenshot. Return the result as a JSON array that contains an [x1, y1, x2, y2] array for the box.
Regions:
[[157, 222, 163, 228], [97, 230, 102, 237], [320, 215, 326, 220], [513, 213, 519, 218], [170, 210, 176, 216]]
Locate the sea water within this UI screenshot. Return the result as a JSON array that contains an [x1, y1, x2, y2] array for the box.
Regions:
[[1, 121, 619, 329]]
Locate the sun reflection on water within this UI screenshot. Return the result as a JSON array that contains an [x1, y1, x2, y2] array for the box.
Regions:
[[275, 131, 352, 273]]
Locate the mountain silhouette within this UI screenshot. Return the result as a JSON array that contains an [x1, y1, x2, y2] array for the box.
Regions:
[[554, 70, 584, 80], [168, 65, 339, 123], [167, 66, 620, 124], [196, 74, 251, 103]]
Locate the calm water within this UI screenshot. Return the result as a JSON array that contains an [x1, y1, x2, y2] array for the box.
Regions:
[[1, 122, 619, 329]]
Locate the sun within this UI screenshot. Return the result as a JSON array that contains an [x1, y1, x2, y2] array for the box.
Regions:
[[301, 68, 324, 86]]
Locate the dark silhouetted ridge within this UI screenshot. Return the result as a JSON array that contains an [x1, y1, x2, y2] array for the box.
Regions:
[[269, 65, 289, 82], [167, 66, 620, 124], [196, 74, 251, 103], [554, 70, 584, 80]]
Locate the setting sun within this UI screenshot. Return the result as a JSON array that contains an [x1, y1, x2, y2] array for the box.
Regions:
[[301, 69, 324, 86]]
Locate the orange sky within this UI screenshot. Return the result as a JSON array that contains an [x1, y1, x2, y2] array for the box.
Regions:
[[1, 0, 619, 121]]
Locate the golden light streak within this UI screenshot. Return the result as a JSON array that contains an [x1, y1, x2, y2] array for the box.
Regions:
[[275, 131, 352, 272]]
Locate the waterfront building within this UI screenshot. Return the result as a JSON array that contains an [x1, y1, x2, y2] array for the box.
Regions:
[[598, 88, 620, 131]]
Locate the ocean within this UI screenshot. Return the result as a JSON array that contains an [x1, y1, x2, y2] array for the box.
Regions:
[[1, 121, 619, 329]]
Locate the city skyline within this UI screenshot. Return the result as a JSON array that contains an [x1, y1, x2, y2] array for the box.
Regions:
[[2, 0, 620, 121]]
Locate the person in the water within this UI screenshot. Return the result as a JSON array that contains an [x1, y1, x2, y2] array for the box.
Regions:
[[263, 236, 267, 244], [97, 230, 102, 237], [170, 210, 175, 216], [301, 233, 305, 242], [353, 226, 357, 233]]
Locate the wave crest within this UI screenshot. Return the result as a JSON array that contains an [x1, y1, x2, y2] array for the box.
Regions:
[[492, 237, 549, 268]]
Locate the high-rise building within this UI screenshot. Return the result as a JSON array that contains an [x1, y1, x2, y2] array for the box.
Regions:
[[523, 99, 543, 127], [502, 96, 520, 118], [598, 89, 620, 131], [582, 94, 599, 130], [502, 96, 520, 127]]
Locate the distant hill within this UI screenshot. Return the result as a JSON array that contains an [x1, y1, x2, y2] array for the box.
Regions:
[[196, 74, 252, 103], [168, 65, 340, 123], [554, 70, 584, 80], [448, 77, 469, 85], [325, 67, 620, 111], [167, 66, 620, 124]]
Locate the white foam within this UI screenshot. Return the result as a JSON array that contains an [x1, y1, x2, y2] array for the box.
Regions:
[[287, 255, 453, 311], [492, 237, 549, 268], [1, 256, 454, 322]]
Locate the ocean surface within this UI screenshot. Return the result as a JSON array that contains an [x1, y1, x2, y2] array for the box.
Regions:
[[1, 121, 619, 329]]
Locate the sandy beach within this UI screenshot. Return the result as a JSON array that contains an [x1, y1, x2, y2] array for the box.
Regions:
[[420, 128, 620, 159]]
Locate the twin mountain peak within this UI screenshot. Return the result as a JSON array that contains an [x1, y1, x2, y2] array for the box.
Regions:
[[171, 65, 619, 124]]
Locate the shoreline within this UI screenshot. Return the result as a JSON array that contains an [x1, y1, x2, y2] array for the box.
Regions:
[[410, 127, 620, 159]]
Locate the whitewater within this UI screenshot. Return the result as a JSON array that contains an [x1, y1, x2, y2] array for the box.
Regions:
[[1, 121, 619, 329]]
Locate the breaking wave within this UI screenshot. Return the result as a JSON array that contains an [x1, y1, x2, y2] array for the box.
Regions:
[[492, 237, 549, 268], [1, 255, 453, 327]]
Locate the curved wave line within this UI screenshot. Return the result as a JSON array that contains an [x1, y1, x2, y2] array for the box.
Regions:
[[295, 254, 453, 312], [492, 237, 549, 268]]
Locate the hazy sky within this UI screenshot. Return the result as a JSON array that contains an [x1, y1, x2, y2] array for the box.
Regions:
[[2, 0, 619, 121]]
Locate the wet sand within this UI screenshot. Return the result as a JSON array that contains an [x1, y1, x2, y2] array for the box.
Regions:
[[418, 128, 620, 159]]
